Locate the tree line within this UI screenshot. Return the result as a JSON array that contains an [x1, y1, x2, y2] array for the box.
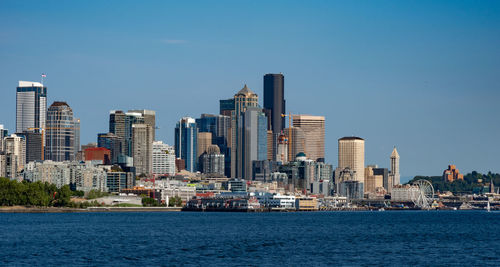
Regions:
[[0, 177, 72, 207], [408, 171, 500, 194]]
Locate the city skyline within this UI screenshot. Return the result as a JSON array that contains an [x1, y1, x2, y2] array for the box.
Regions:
[[1, 1, 499, 180]]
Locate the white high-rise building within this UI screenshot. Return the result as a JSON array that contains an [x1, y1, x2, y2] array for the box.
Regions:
[[390, 147, 400, 186], [16, 81, 47, 133], [152, 141, 175, 176], [3, 134, 26, 178]]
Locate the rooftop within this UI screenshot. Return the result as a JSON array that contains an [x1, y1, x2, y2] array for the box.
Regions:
[[18, 81, 43, 87], [339, 136, 364, 141]]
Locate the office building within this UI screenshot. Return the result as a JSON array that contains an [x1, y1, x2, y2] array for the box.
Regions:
[[390, 147, 400, 186], [373, 167, 390, 193], [16, 81, 47, 133], [292, 115, 325, 162], [152, 141, 175, 176], [109, 110, 144, 157], [73, 118, 80, 156], [196, 114, 231, 177], [364, 165, 384, 193], [16, 131, 42, 163], [338, 137, 365, 183], [175, 117, 198, 172], [200, 145, 225, 177], [97, 133, 123, 164], [45, 102, 76, 162], [284, 127, 305, 162], [231, 84, 259, 178], [219, 98, 235, 117], [263, 73, 285, 133], [129, 109, 156, 140], [238, 107, 268, 180], [132, 123, 153, 177], [197, 132, 212, 161]]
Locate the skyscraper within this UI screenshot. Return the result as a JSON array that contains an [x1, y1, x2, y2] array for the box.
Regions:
[[238, 107, 268, 180], [128, 109, 156, 140], [263, 73, 285, 133], [132, 123, 153, 176], [16, 81, 47, 133], [197, 132, 212, 163], [292, 115, 325, 162], [219, 98, 235, 117], [390, 147, 400, 186], [45, 102, 75, 162], [231, 84, 258, 178], [175, 117, 198, 172], [338, 137, 365, 183], [196, 114, 231, 177], [16, 131, 42, 163], [73, 118, 80, 157], [109, 110, 144, 157]]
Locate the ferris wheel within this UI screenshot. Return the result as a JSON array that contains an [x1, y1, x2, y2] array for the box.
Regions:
[[412, 179, 435, 209]]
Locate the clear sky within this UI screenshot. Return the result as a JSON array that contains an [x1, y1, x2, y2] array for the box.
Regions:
[[1, 0, 499, 181]]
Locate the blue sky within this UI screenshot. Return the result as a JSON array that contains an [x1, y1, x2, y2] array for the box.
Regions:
[[1, 0, 499, 181]]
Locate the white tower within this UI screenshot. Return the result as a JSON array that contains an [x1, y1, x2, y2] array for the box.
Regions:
[[390, 147, 400, 186]]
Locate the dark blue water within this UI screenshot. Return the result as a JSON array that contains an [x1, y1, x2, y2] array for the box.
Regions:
[[0, 211, 499, 266]]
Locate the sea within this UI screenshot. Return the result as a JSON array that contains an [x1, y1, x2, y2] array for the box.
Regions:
[[0, 211, 498, 266]]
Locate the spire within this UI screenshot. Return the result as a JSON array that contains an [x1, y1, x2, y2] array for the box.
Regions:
[[391, 146, 399, 158]]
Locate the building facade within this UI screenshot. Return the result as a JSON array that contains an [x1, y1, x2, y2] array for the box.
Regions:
[[16, 81, 47, 134], [231, 85, 259, 178], [152, 141, 175, 176], [338, 137, 365, 183], [389, 147, 400, 186], [200, 145, 225, 177], [45, 102, 76, 162], [175, 117, 198, 172], [239, 107, 268, 180], [132, 123, 153, 176], [292, 115, 325, 162]]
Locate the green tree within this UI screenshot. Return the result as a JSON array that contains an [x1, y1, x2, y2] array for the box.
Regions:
[[168, 196, 182, 207]]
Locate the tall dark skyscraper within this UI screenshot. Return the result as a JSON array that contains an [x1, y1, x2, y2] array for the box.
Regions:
[[263, 73, 285, 133]]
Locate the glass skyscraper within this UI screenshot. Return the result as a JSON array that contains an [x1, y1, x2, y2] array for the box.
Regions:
[[196, 114, 231, 177], [45, 101, 75, 162], [16, 81, 47, 133], [175, 117, 198, 172], [239, 107, 268, 180]]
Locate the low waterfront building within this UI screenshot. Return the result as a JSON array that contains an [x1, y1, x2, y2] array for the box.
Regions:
[[295, 197, 318, 211], [391, 184, 420, 202]]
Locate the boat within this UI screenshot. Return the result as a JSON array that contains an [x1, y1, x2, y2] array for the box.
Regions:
[[486, 200, 491, 212]]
